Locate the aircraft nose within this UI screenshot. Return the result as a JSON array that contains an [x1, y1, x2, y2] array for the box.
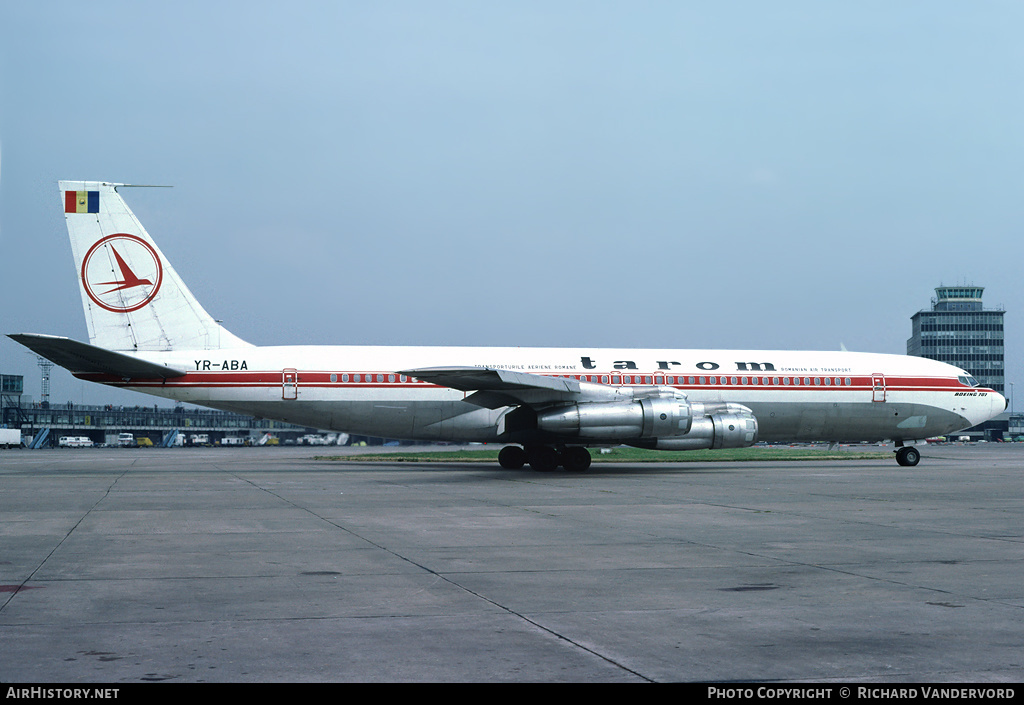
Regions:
[[989, 392, 1008, 423], [963, 392, 1006, 428]]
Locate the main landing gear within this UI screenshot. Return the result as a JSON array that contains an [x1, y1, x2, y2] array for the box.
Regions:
[[895, 444, 921, 467], [497, 444, 592, 472]]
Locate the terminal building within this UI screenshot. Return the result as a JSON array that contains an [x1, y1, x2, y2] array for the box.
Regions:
[[907, 285, 1016, 440], [0, 373, 360, 448]]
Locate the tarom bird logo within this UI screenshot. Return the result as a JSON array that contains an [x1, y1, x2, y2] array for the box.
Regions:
[[96, 246, 153, 294]]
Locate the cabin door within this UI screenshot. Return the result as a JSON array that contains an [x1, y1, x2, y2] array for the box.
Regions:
[[871, 374, 886, 402], [283, 368, 299, 400]]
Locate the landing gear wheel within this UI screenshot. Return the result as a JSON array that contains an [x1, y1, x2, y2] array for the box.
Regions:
[[896, 446, 921, 467], [561, 446, 592, 472], [498, 445, 527, 469], [527, 445, 560, 472]]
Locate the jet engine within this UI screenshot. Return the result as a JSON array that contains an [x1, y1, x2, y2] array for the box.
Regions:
[[534, 389, 758, 449], [638, 405, 758, 450]]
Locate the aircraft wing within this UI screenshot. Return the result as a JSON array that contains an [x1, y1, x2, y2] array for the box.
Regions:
[[401, 366, 582, 409], [8, 333, 187, 379]]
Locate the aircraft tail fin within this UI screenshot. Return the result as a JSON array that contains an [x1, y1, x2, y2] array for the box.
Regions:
[[59, 181, 250, 352]]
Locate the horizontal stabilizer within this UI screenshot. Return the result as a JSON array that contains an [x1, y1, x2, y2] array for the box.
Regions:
[[8, 333, 186, 379]]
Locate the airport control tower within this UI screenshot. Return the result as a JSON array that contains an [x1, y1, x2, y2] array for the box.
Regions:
[[908, 286, 1005, 394]]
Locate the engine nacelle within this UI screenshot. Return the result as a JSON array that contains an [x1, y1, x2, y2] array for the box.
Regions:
[[536, 391, 693, 440], [646, 407, 758, 450]]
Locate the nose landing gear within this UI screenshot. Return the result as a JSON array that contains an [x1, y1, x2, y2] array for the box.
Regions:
[[895, 444, 921, 467]]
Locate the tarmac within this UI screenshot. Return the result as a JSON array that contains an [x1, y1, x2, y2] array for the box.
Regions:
[[1, 443, 1022, 683]]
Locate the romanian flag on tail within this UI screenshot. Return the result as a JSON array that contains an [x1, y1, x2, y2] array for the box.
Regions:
[[65, 190, 99, 213]]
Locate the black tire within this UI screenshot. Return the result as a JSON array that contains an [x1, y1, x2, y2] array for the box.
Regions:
[[527, 445, 560, 472], [497, 445, 527, 469], [561, 446, 592, 472], [896, 446, 921, 467]]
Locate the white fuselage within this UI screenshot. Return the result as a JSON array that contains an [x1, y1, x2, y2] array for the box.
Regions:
[[77, 344, 1004, 444]]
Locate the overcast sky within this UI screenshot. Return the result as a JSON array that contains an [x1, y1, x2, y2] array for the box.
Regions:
[[2, 1, 1022, 407]]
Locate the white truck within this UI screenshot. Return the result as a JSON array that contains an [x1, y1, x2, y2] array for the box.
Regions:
[[0, 428, 22, 448]]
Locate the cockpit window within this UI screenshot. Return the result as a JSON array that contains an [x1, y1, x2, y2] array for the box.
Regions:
[[958, 375, 980, 387]]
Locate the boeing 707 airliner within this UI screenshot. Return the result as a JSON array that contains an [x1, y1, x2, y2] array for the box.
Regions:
[[9, 182, 1006, 470]]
